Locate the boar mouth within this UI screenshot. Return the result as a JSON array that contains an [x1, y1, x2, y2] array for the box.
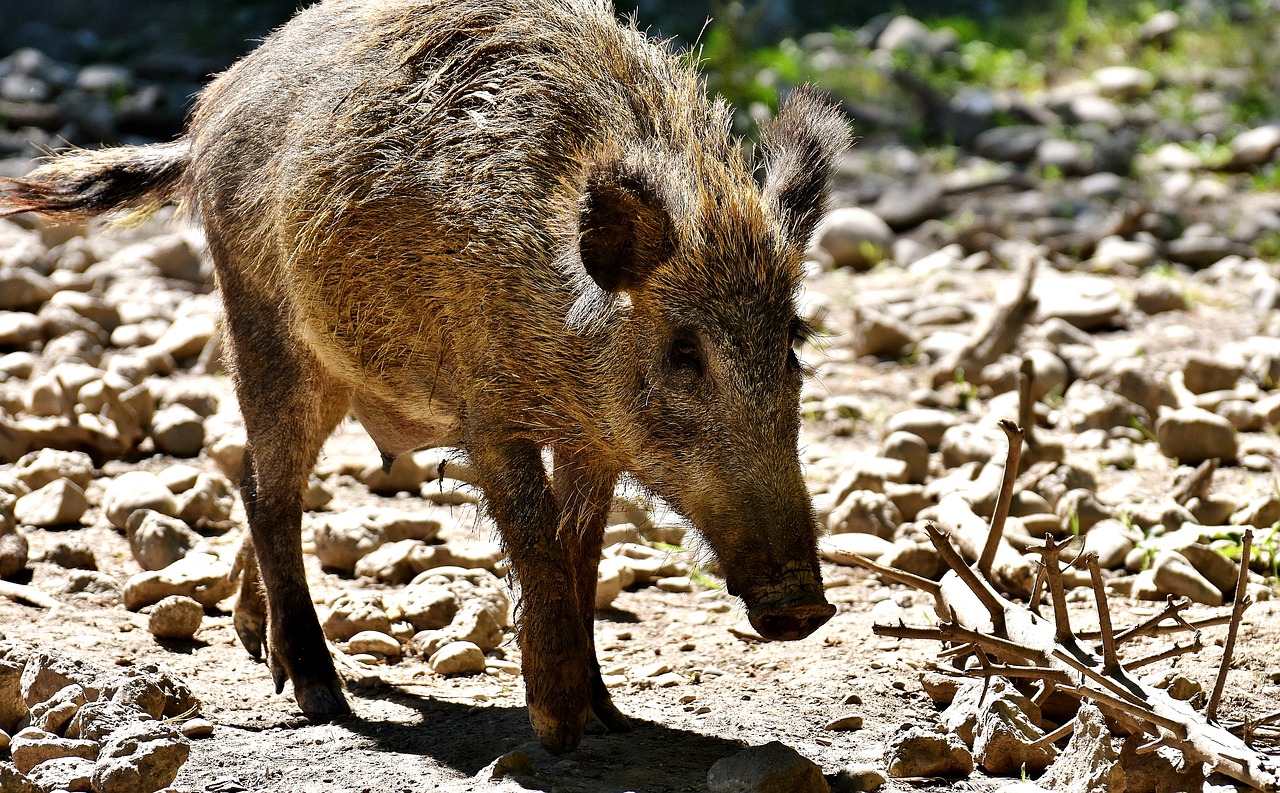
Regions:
[[748, 599, 836, 641], [738, 561, 835, 641]]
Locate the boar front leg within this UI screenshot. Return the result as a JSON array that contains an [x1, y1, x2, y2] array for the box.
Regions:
[[551, 446, 630, 734], [466, 432, 594, 754]]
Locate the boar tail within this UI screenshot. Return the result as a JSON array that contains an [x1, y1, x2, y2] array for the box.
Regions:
[[0, 140, 189, 222]]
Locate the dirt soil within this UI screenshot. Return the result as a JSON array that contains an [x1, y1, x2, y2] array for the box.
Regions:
[[4, 247, 1280, 793]]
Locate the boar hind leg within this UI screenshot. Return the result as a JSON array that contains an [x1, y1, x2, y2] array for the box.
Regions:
[[222, 288, 352, 716], [552, 448, 630, 735], [466, 433, 596, 754], [231, 534, 265, 659]]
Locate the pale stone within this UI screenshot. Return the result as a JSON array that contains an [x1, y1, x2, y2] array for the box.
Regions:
[[14, 479, 88, 528], [429, 641, 486, 676], [103, 472, 179, 530], [147, 595, 203, 640], [707, 741, 828, 793]]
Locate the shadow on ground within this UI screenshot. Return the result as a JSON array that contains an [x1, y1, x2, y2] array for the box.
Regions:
[[185, 683, 744, 792]]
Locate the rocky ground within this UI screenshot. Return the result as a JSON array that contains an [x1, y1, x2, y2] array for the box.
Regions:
[[2, 5, 1280, 793]]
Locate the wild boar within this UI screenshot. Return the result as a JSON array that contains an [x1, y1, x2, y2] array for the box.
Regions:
[[1, 0, 850, 754]]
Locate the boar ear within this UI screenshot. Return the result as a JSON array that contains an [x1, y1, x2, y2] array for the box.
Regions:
[[579, 157, 674, 293], [760, 87, 852, 247]]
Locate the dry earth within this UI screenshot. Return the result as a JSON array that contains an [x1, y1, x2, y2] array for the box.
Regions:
[[2, 205, 1280, 792]]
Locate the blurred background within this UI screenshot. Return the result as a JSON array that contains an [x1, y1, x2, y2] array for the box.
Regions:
[[2, 0, 1279, 261], [1, 0, 1277, 150]]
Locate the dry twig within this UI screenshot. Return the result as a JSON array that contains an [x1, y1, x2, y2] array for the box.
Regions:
[[841, 426, 1279, 791]]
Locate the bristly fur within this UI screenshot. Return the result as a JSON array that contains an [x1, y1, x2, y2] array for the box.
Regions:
[[0, 0, 852, 754], [0, 141, 188, 222], [759, 86, 853, 248]]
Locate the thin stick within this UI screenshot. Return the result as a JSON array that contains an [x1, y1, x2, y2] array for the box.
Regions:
[[1127, 633, 1204, 670], [979, 420, 1024, 578], [1207, 529, 1253, 722], [961, 665, 1073, 684], [1018, 358, 1037, 451], [926, 522, 1008, 630], [834, 551, 942, 599], [1136, 737, 1165, 755], [1051, 648, 1152, 712], [874, 622, 1040, 665], [1085, 552, 1120, 672], [1028, 559, 1046, 616], [1032, 534, 1075, 642], [1033, 681, 1056, 707], [1106, 596, 1193, 644], [1032, 719, 1076, 749], [1059, 684, 1189, 738], [1083, 612, 1230, 642]]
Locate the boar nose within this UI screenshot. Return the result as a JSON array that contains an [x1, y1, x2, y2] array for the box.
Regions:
[[747, 598, 835, 641]]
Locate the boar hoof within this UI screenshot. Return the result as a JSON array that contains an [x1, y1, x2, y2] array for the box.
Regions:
[[589, 697, 631, 734], [529, 704, 586, 755], [294, 679, 352, 718], [233, 606, 265, 659]]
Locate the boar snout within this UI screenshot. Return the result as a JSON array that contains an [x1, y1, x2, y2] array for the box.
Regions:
[[737, 561, 834, 641]]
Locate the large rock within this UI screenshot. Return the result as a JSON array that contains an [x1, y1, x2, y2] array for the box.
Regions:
[[313, 507, 443, 572], [386, 584, 459, 633], [123, 553, 234, 611], [428, 641, 486, 676], [10, 449, 94, 491], [175, 472, 236, 526], [14, 478, 88, 528], [1227, 124, 1280, 169], [0, 653, 27, 732], [0, 270, 55, 311], [0, 530, 30, 579], [91, 720, 189, 793], [322, 593, 392, 642], [444, 600, 505, 652], [353, 539, 447, 584], [147, 595, 204, 641], [1092, 66, 1156, 99], [707, 741, 828, 793], [1151, 551, 1222, 606], [884, 408, 956, 449], [1155, 407, 1237, 464], [27, 755, 94, 792], [885, 725, 973, 778], [973, 698, 1057, 776], [1035, 276, 1125, 331], [149, 405, 205, 458], [1182, 354, 1241, 395], [1038, 704, 1125, 793], [9, 727, 97, 774], [972, 126, 1049, 164], [872, 177, 944, 231], [816, 208, 893, 271], [102, 472, 180, 530], [126, 510, 205, 572]]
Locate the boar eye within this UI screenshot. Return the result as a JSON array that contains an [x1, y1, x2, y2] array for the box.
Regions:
[[668, 332, 704, 377], [788, 317, 815, 373], [789, 317, 815, 346]]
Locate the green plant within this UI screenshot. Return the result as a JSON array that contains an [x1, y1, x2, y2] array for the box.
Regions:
[[1253, 231, 1280, 262], [953, 370, 979, 411], [1129, 417, 1158, 444], [1215, 523, 1280, 580], [1251, 166, 1280, 195]]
